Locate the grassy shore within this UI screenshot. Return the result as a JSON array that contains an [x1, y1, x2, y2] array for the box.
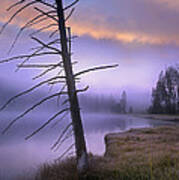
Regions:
[[135, 114, 179, 121], [35, 125, 179, 180]]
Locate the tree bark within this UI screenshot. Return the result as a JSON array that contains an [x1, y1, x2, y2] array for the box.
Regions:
[[55, 0, 88, 176]]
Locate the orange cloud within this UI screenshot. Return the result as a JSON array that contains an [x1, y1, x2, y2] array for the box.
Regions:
[[0, 0, 179, 46], [68, 18, 179, 46], [0, 0, 49, 28], [69, 20, 155, 44]]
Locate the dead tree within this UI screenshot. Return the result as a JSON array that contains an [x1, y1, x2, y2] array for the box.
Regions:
[[55, 0, 88, 174], [0, 0, 118, 177]]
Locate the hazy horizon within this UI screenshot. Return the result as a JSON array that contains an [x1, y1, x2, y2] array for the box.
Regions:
[[0, 0, 179, 111]]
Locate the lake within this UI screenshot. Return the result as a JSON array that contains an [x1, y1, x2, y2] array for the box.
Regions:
[[0, 112, 177, 179]]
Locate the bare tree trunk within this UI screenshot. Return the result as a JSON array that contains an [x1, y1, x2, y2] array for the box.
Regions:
[[55, 0, 88, 176]]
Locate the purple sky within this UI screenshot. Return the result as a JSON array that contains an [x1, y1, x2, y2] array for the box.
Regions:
[[0, 0, 179, 107]]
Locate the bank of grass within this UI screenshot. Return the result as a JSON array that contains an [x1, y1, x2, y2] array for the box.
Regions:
[[36, 126, 179, 180], [135, 114, 179, 121]]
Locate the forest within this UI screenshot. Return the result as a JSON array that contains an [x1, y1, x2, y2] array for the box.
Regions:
[[149, 65, 179, 114]]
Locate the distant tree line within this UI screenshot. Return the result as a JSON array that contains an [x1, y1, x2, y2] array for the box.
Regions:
[[149, 65, 179, 114], [79, 94, 115, 112], [79, 91, 133, 114]]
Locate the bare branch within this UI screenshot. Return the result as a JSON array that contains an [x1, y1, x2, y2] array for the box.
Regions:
[[9, 9, 56, 51], [2, 91, 69, 134], [8, 16, 50, 53], [57, 143, 75, 160], [76, 86, 89, 93], [28, 39, 60, 63], [48, 76, 80, 85], [0, 1, 38, 35], [0, 52, 59, 64], [61, 98, 69, 106], [53, 129, 73, 152], [48, 80, 66, 85], [64, 0, 79, 11], [30, 38, 60, 51], [30, 23, 57, 36], [0, 76, 66, 111], [31, 36, 61, 53], [57, 84, 67, 106], [47, 69, 64, 92], [51, 111, 69, 128], [38, 1, 57, 10], [17, 51, 60, 72], [25, 108, 70, 140], [65, 8, 75, 21], [67, 27, 72, 55], [7, 0, 25, 11], [34, 7, 58, 22], [33, 66, 58, 80], [51, 123, 72, 150], [49, 30, 58, 38], [75, 64, 119, 77], [17, 63, 62, 69]]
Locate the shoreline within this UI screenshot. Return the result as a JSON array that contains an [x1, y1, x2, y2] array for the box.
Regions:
[[35, 124, 179, 180], [134, 113, 179, 122]]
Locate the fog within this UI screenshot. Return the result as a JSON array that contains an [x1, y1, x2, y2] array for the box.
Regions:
[[0, 110, 176, 179], [0, 80, 177, 179], [0, 72, 175, 180]]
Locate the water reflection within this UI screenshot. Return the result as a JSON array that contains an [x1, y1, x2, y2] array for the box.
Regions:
[[0, 112, 176, 179], [82, 113, 175, 155]]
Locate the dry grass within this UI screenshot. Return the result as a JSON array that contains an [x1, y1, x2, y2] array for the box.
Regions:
[[35, 125, 179, 180]]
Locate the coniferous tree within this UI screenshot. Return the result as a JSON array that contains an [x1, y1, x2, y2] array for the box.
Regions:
[[149, 66, 179, 114]]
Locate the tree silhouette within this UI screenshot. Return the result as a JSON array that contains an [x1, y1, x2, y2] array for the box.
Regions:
[[120, 91, 127, 113], [0, 0, 118, 177], [149, 66, 179, 114]]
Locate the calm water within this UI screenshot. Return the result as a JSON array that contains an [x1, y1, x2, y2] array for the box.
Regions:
[[0, 112, 177, 179]]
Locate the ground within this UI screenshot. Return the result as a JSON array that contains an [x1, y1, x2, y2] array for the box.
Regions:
[[35, 125, 179, 180]]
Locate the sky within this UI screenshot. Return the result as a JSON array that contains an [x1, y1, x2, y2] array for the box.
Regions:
[[0, 0, 179, 108]]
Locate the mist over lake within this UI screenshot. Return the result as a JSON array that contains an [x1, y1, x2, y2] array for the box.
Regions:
[[0, 110, 177, 180]]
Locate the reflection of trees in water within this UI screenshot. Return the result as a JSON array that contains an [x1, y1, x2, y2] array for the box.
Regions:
[[116, 119, 128, 131], [83, 114, 131, 133]]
